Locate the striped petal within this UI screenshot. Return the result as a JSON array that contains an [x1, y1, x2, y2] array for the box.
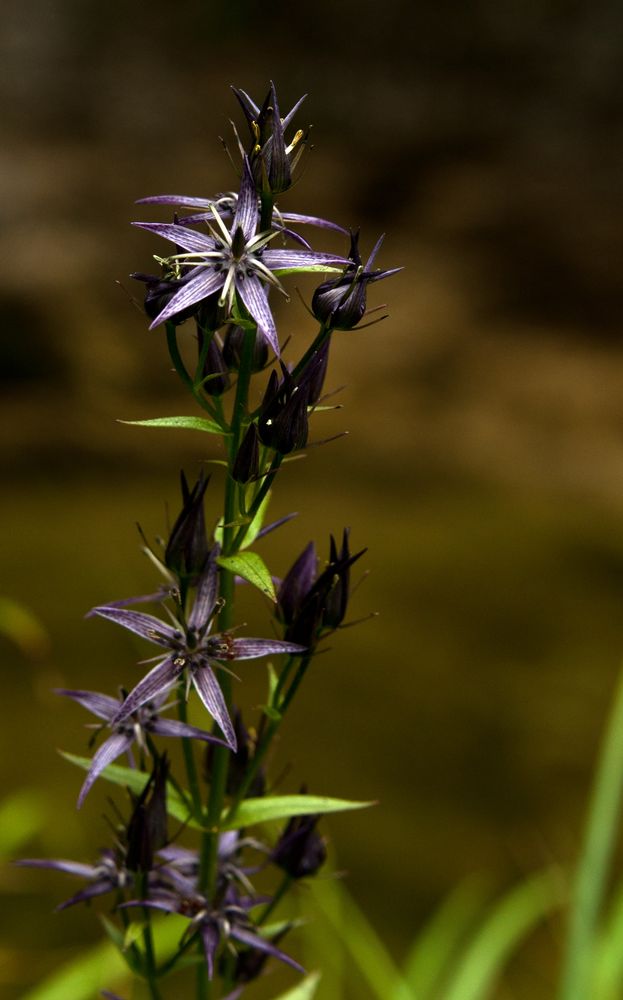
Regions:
[[55, 688, 120, 721], [151, 267, 226, 329], [89, 606, 178, 647], [235, 273, 279, 357], [112, 657, 181, 725], [132, 221, 216, 254], [229, 638, 305, 660], [77, 732, 134, 809], [191, 662, 236, 750]]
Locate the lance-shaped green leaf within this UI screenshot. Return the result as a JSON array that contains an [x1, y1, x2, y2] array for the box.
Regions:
[[61, 752, 203, 830], [119, 415, 227, 434], [222, 794, 374, 831], [62, 755, 371, 832], [217, 550, 277, 602], [273, 972, 322, 1000]]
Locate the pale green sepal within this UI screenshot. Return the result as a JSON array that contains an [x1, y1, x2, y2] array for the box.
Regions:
[[272, 971, 321, 1000], [272, 265, 343, 276], [222, 794, 374, 831], [217, 551, 277, 602], [119, 415, 227, 434], [60, 752, 203, 830]]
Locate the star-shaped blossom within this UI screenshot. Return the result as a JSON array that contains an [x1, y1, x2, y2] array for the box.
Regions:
[[124, 875, 302, 981], [134, 158, 349, 356], [89, 549, 304, 750], [56, 687, 226, 809], [16, 847, 132, 910]]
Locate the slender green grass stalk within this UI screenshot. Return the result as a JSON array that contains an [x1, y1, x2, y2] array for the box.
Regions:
[[559, 662, 623, 1000]]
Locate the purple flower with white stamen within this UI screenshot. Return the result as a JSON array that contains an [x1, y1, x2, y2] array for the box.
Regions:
[[133, 157, 349, 355], [56, 688, 226, 808], [89, 549, 304, 750], [16, 847, 132, 910]]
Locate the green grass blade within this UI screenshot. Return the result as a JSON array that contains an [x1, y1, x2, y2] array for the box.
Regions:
[[559, 663, 623, 1000], [310, 877, 408, 1000], [398, 875, 492, 1000], [591, 875, 623, 998], [21, 914, 186, 1000], [272, 972, 322, 1000], [443, 867, 565, 1000]]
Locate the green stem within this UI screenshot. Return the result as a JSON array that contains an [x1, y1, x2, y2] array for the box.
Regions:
[[199, 326, 258, 881], [225, 653, 313, 823], [559, 662, 623, 1000], [139, 873, 163, 1000], [291, 322, 332, 380], [165, 322, 222, 421], [177, 677, 203, 819], [258, 873, 292, 925], [230, 453, 283, 552]]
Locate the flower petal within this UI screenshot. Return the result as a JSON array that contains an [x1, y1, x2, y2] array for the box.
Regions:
[[202, 922, 221, 980], [112, 658, 181, 725], [229, 638, 306, 660], [191, 662, 237, 750], [132, 221, 216, 254], [230, 925, 305, 973], [151, 267, 225, 329], [233, 158, 258, 242], [279, 211, 349, 234], [57, 879, 117, 910], [55, 688, 120, 721], [150, 716, 226, 746], [77, 732, 135, 809], [187, 547, 220, 633], [263, 248, 350, 271], [15, 858, 97, 878], [235, 274, 279, 357], [88, 606, 178, 647], [136, 195, 216, 209]]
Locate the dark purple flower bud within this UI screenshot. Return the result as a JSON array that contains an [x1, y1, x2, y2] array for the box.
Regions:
[[278, 530, 366, 646], [125, 755, 169, 874], [321, 529, 355, 630], [232, 82, 309, 196], [302, 337, 331, 406], [272, 814, 326, 879], [311, 231, 401, 331], [197, 327, 230, 396], [277, 542, 317, 626], [232, 423, 260, 484], [132, 271, 200, 326], [222, 324, 269, 373], [164, 471, 211, 581], [258, 365, 310, 455]]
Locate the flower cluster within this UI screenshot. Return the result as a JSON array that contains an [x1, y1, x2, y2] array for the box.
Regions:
[[19, 83, 399, 999]]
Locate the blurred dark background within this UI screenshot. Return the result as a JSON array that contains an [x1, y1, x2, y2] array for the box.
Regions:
[[2, 0, 623, 996]]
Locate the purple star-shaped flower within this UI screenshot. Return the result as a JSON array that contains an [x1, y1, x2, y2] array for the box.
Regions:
[[124, 875, 303, 981], [16, 847, 131, 910], [56, 688, 226, 808], [134, 157, 349, 355], [89, 549, 304, 751]]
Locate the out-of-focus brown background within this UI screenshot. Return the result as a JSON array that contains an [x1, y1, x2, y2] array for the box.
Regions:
[[2, 1, 623, 996]]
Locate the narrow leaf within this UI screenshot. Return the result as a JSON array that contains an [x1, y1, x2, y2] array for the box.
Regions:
[[310, 877, 406, 1000], [60, 753, 202, 830], [119, 415, 226, 435], [217, 551, 277, 602], [398, 875, 493, 1000], [241, 490, 272, 549], [442, 868, 565, 1000], [21, 914, 187, 1000], [222, 794, 373, 831], [272, 972, 321, 1000]]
